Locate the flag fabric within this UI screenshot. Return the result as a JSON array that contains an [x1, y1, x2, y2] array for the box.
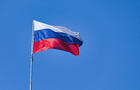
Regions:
[[32, 20, 83, 56]]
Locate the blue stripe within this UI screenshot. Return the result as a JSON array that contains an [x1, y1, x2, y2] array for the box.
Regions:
[[34, 29, 83, 46]]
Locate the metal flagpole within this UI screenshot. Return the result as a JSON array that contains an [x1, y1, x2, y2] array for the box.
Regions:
[[30, 54, 33, 90], [29, 20, 34, 90]]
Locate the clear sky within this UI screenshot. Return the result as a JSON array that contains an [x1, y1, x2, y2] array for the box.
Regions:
[[0, 0, 140, 90]]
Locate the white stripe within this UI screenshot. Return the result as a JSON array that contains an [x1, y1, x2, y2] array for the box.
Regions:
[[33, 20, 82, 41], [33, 20, 62, 32], [54, 26, 82, 41]]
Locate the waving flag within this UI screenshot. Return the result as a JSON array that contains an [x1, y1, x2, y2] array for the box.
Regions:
[[33, 20, 83, 56]]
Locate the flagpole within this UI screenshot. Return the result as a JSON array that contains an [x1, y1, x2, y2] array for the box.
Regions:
[[30, 54, 33, 90], [29, 20, 34, 90]]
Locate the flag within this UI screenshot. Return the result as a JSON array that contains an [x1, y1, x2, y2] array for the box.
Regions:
[[32, 20, 83, 56]]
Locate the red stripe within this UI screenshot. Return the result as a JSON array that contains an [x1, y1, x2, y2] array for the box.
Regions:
[[33, 38, 79, 56]]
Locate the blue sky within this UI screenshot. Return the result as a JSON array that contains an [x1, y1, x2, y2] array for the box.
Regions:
[[0, 0, 140, 90]]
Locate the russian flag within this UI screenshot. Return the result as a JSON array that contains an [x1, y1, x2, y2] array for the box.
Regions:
[[33, 20, 83, 56]]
